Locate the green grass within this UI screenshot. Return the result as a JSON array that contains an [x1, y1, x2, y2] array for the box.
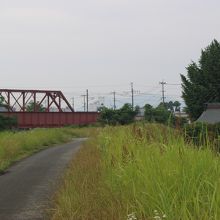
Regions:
[[51, 124, 220, 220], [0, 127, 90, 172]]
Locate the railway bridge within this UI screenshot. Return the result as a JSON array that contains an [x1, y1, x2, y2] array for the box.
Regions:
[[0, 89, 99, 128]]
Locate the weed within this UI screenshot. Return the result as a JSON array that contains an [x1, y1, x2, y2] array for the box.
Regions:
[[50, 124, 220, 220], [0, 127, 92, 172]]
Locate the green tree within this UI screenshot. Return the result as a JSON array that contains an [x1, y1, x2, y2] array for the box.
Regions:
[[0, 115, 17, 130], [167, 101, 174, 112], [144, 103, 175, 125], [118, 103, 137, 125], [0, 95, 5, 106], [181, 39, 220, 120], [0, 96, 19, 129], [144, 104, 154, 121], [98, 103, 138, 125], [154, 105, 173, 124], [26, 101, 46, 112], [173, 101, 181, 112], [157, 101, 181, 112]]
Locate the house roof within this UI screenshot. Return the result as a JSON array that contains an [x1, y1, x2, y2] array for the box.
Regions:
[[197, 103, 220, 124], [205, 103, 220, 109]]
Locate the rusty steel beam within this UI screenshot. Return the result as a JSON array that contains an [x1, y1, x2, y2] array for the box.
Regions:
[[0, 89, 62, 93], [1, 112, 99, 128], [0, 89, 74, 113]]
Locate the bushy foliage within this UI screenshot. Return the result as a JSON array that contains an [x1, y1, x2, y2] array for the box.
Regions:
[[181, 39, 220, 121], [26, 101, 46, 112], [98, 103, 138, 125], [144, 102, 189, 128], [0, 95, 4, 105], [184, 122, 220, 149], [144, 104, 175, 124], [162, 101, 181, 112], [0, 115, 17, 130]]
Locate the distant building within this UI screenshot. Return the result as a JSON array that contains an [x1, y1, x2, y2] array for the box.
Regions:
[[197, 103, 220, 124], [174, 111, 189, 118]]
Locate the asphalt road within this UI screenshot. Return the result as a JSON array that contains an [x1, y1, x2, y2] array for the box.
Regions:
[[0, 138, 85, 220]]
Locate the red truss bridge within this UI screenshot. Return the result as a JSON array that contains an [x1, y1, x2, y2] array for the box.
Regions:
[[0, 89, 99, 128]]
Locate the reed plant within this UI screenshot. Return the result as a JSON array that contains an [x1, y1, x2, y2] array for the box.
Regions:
[[51, 123, 220, 220]]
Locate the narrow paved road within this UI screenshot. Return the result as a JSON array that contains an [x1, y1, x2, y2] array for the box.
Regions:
[[0, 138, 86, 220]]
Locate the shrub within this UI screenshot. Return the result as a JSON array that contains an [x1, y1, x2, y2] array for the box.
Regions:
[[184, 122, 220, 150], [0, 115, 17, 130], [98, 104, 138, 125], [144, 104, 176, 126]]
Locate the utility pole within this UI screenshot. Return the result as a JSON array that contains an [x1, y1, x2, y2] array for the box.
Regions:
[[82, 95, 86, 112], [86, 89, 89, 112], [131, 82, 134, 110], [113, 91, 116, 110], [159, 81, 166, 105], [71, 97, 75, 112]]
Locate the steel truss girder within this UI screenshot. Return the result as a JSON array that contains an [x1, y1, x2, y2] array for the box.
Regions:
[[0, 89, 74, 113]]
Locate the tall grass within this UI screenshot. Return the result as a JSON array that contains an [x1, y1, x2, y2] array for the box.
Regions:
[[51, 124, 220, 220], [0, 127, 89, 172]]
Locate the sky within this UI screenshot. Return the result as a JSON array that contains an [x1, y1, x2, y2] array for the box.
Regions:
[[0, 0, 220, 110]]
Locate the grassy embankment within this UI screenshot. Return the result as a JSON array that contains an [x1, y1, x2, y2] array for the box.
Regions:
[[0, 127, 91, 173], [51, 124, 220, 220]]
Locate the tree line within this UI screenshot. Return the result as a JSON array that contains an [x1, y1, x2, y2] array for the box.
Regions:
[[98, 101, 184, 126]]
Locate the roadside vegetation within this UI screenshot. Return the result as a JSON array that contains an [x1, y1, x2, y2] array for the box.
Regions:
[[51, 123, 220, 220], [0, 115, 17, 130], [98, 103, 138, 125], [0, 127, 90, 173], [98, 100, 187, 128]]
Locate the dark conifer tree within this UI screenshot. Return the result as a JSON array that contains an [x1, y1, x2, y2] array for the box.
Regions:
[[181, 40, 220, 120]]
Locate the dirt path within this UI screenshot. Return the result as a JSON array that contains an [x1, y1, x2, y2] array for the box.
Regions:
[[0, 138, 85, 220]]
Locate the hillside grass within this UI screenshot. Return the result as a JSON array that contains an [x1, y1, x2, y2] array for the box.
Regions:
[[51, 123, 220, 220], [0, 127, 91, 173]]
